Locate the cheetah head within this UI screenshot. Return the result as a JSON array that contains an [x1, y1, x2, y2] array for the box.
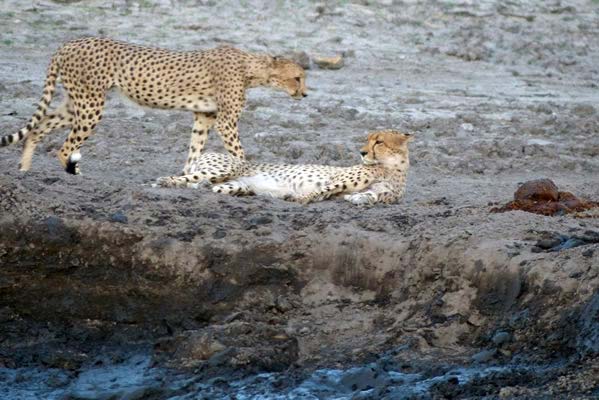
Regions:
[[360, 130, 412, 167], [268, 57, 307, 99]]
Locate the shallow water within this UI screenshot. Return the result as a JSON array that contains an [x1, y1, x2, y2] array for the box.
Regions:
[[0, 354, 553, 400]]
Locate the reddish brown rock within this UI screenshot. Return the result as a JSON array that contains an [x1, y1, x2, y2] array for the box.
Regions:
[[492, 179, 598, 216], [514, 179, 559, 202], [558, 191, 587, 211]]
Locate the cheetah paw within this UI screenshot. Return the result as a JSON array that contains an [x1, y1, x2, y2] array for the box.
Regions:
[[344, 192, 377, 205], [295, 194, 322, 205], [212, 183, 236, 195], [65, 153, 82, 175], [65, 162, 80, 175], [187, 180, 211, 189], [155, 176, 186, 188]]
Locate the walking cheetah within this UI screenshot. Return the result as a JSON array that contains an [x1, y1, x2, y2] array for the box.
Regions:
[[155, 130, 412, 205], [0, 37, 307, 175]]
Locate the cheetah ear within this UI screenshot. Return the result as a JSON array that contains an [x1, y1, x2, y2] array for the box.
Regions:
[[267, 55, 278, 68], [389, 130, 414, 143], [386, 132, 411, 149]]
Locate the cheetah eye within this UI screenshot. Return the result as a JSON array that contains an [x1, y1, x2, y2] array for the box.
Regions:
[[375, 140, 384, 145], [295, 77, 301, 83]]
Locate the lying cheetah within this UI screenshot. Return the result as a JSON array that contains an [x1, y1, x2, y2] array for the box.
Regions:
[[0, 37, 306, 175], [156, 130, 412, 205]]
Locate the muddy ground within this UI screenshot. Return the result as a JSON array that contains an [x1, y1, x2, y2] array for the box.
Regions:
[[0, 0, 598, 398]]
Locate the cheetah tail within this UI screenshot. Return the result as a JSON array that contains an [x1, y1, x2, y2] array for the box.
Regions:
[[1, 55, 59, 147]]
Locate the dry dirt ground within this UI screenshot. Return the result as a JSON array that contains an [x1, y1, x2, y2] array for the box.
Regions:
[[0, 0, 598, 398]]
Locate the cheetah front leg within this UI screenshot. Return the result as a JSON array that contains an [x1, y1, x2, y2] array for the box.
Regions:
[[294, 181, 349, 204], [182, 112, 216, 175], [344, 182, 405, 205], [214, 78, 246, 159], [343, 191, 378, 205], [297, 172, 374, 204], [214, 109, 245, 159], [295, 184, 340, 204], [212, 180, 253, 196]]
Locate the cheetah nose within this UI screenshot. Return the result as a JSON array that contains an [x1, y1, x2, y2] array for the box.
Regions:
[[360, 151, 367, 157], [302, 93, 308, 98]]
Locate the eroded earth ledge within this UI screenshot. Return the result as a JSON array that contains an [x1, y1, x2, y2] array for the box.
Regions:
[[1, 175, 597, 398]]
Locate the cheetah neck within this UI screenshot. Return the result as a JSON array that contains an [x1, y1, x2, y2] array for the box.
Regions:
[[244, 54, 272, 88], [373, 158, 409, 182]]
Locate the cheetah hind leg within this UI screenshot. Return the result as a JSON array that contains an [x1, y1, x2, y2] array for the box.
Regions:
[[20, 98, 74, 172], [154, 174, 210, 189], [155, 171, 230, 188], [212, 180, 252, 196]]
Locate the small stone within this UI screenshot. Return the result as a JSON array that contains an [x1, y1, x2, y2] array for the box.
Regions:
[[339, 367, 382, 392], [461, 123, 474, 131], [447, 376, 459, 385], [0, 307, 15, 323], [282, 51, 311, 69], [491, 331, 511, 346], [223, 311, 245, 323], [313, 55, 344, 70], [499, 348, 512, 357], [46, 373, 70, 388], [299, 327, 310, 335], [249, 216, 272, 225], [467, 314, 483, 327], [471, 348, 496, 363], [456, 123, 474, 138], [569, 271, 583, 278], [275, 296, 292, 313], [499, 387, 519, 398], [535, 237, 561, 250], [582, 249, 594, 258], [213, 229, 226, 239], [185, 334, 227, 360], [572, 104, 595, 117], [207, 347, 236, 367], [110, 210, 128, 224], [526, 138, 553, 147], [558, 191, 585, 209]]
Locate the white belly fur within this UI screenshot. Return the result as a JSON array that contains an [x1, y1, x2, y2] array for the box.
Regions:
[[237, 174, 323, 198]]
